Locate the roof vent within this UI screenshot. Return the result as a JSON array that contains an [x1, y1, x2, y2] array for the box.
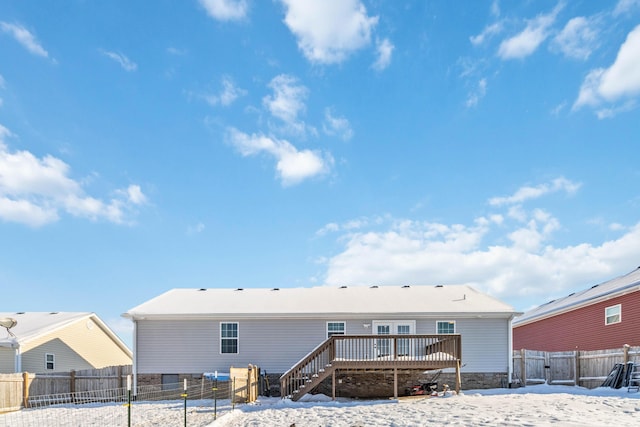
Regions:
[[272, 288, 280, 291], [49, 312, 59, 315], [198, 288, 207, 291], [402, 285, 410, 288], [591, 284, 599, 289], [16, 312, 25, 315], [340, 286, 347, 289], [370, 285, 378, 289], [435, 285, 444, 288], [236, 288, 244, 291]]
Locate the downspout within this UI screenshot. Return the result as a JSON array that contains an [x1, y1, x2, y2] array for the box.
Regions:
[[14, 342, 22, 373], [507, 314, 514, 386], [132, 319, 138, 397]]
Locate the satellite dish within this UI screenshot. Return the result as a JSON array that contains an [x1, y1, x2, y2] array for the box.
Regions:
[[1, 318, 17, 338], [0, 318, 17, 329]]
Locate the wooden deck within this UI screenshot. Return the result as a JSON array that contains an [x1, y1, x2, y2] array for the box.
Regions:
[[280, 334, 462, 400]]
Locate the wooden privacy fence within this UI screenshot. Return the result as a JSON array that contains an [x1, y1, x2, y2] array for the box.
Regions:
[[0, 365, 132, 412], [513, 346, 640, 389], [230, 365, 259, 404]]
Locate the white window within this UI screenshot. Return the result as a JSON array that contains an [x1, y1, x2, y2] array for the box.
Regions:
[[220, 322, 239, 354], [327, 321, 346, 338], [605, 304, 621, 325], [437, 321, 455, 334], [45, 353, 55, 370]]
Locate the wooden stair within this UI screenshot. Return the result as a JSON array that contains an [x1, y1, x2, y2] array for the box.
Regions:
[[280, 334, 462, 401]]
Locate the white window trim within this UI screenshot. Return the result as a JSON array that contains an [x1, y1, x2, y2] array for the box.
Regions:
[[45, 353, 55, 370], [371, 321, 416, 334], [220, 322, 239, 354], [436, 320, 456, 334], [326, 321, 346, 338], [605, 304, 621, 325]]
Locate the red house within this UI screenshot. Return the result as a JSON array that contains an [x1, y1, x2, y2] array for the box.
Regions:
[[513, 267, 640, 352]]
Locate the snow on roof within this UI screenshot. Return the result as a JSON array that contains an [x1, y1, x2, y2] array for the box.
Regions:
[[124, 284, 517, 319], [513, 266, 640, 326], [0, 312, 93, 345]]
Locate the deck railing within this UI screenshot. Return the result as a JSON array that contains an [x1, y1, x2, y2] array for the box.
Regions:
[[280, 334, 461, 399]]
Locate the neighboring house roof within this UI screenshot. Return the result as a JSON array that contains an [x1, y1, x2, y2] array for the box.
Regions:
[[0, 311, 132, 357], [123, 284, 518, 320], [513, 266, 640, 327]]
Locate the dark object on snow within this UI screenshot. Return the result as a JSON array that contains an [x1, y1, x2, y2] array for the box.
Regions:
[[406, 382, 438, 396], [602, 363, 626, 389]]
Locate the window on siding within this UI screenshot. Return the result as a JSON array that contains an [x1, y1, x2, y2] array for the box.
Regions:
[[45, 353, 55, 370], [605, 304, 621, 325], [220, 322, 239, 354], [327, 321, 346, 338], [437, 321, 455, 334]]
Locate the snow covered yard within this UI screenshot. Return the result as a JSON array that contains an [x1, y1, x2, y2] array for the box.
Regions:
[[1, 385, 638, 426], [211, 385, 640, 427]]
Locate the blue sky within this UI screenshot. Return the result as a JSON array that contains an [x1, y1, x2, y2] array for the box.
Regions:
[[1, 0, 639, 347]]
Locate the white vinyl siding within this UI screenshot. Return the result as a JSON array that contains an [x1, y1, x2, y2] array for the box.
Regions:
[[0, 348, 15, 373], [135, 316, 511, 374]]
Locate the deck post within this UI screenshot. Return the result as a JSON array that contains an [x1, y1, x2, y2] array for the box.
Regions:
[[332, 370, 336, 400], [455, 360, 461, 393], [393, 368, 398, 399]]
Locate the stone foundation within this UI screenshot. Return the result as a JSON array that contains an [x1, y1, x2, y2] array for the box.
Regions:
[[135, 370, 507, 399]]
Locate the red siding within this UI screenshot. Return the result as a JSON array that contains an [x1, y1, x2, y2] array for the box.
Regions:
[[514, 290, 640, 351]]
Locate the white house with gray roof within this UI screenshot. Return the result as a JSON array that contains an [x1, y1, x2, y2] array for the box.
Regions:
[[124, 284, 519, 395]]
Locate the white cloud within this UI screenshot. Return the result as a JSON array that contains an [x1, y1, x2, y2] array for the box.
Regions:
[[204, 76, 247, 106], [187, 222, 206, 235], [0, 22, 49, 58], [319, 184, 640, 306], [470, 22, 503, 46], [466, 78, 488, 108], [263, 74, 309, 135], [280, 0, 378, 64], [613, 0, 640, 16], [489, 177, 581, 207], [226, 128, 333, 186], [552, 16, 598, 60], [372, 38, 394, 71], [199, 0, 248, 21], [0, 124, 146, 227], [101, 50, 137, 71], [573, 25, 640, 113], [497, 3, 563, 60], [491, 0, 501, 17], [323, 108, 353, 141]]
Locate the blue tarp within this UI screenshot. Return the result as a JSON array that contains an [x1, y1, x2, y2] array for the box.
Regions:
[[203, 372, 231, 381]]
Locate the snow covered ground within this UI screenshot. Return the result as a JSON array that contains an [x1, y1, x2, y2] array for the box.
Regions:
[[1, 385, 638, 426], [212, 385, 640, 427]]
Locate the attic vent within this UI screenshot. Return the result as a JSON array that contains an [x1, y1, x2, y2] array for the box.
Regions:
[[49, 312, 59, 315], [16, 312, 25, 315], [567, 292, 575, 296], [272, 288, 280, 291], [236, 288, 244, 291], [402, 285, 410, 288], [591, 284, 599, 289], [198, 288, 207, 291], [340, 286, 347, 289], [435, 285, 444, 288], [370, 285, 378, 289]]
